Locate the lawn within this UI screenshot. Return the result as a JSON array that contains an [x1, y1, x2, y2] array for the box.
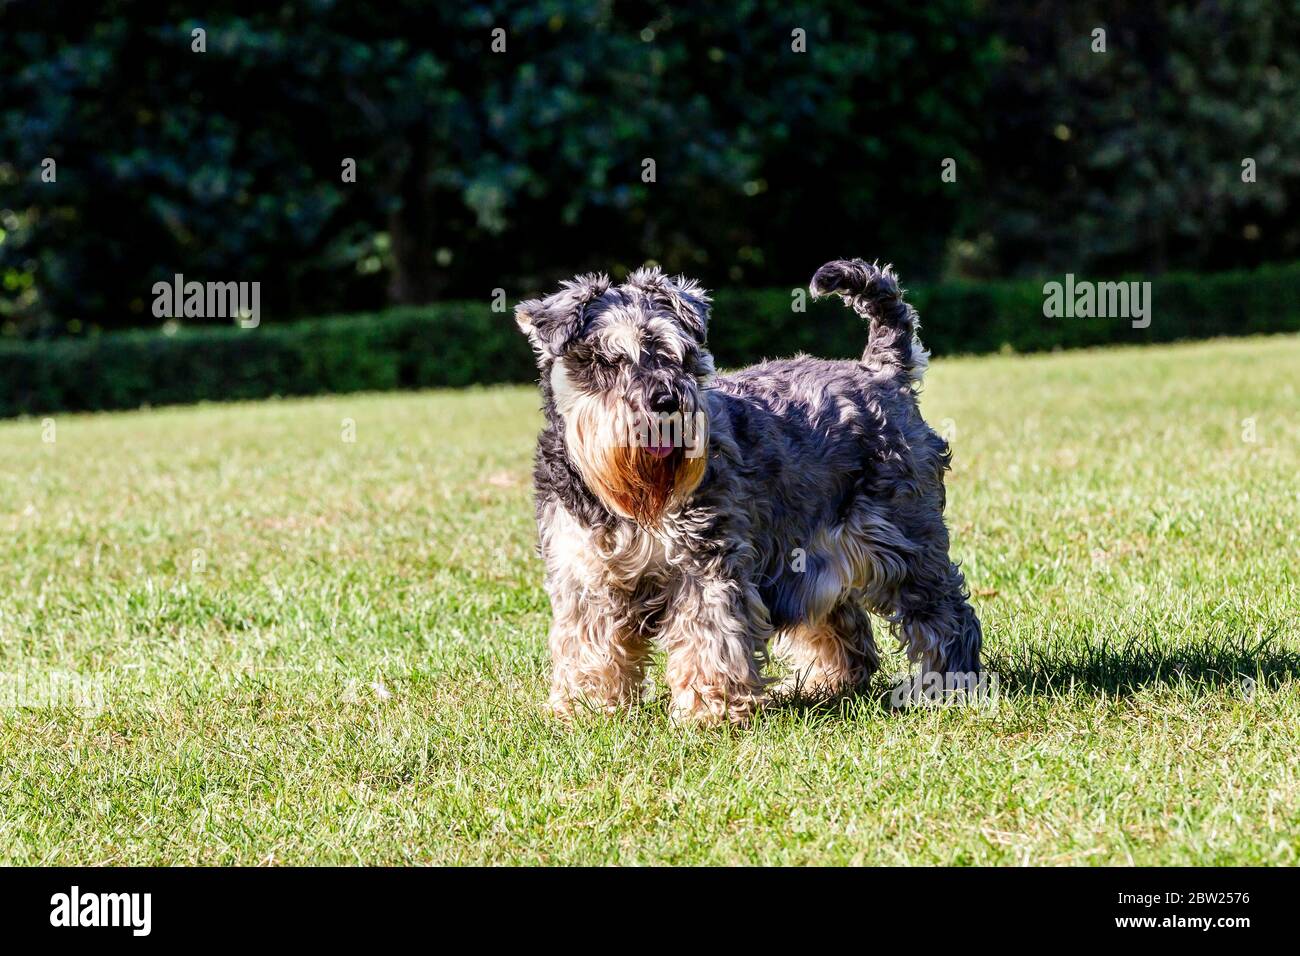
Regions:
[[1, 335, 1298, 865]]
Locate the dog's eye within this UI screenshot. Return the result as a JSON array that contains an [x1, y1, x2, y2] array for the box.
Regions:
[[581, 354, 618, 383], [566, 348, 620, 391], [569, 344, 611, 369]]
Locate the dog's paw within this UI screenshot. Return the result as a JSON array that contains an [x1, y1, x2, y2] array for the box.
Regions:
[[769, 672, 833, 702], [547, 695, 576, 723], [548, 690, 628, 722], [669, 687, 762, 727], [769, 667, 872, 703]]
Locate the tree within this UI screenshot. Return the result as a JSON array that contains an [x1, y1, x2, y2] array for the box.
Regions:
[[956, 0, 1300, 278], [0, 1, 993, 332]]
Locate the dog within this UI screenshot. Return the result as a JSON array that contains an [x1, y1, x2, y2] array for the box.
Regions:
[[515, 259, 982, 725]]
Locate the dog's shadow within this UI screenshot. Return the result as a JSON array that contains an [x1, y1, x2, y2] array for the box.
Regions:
[[770, 631, 1299, 715], [986, 631, 1299, 698]]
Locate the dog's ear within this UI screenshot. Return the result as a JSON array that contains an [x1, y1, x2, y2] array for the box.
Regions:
[[515, 273, 611, 360], [665, 273, 711, 343], [627, 266, 711, 343]]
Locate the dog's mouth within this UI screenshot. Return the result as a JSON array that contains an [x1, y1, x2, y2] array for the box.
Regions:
[[638, 410, 682, 460], [563, 401, 708, 525]]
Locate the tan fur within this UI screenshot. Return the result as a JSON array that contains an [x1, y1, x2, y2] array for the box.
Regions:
[[563, 389, 708, 526], [661, 575, 769, 725], [539, 503, 661, 716], [770, 612, 878, 699]]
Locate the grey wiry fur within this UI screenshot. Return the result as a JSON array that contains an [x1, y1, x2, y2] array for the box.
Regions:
[[517, 259, 982, 726]]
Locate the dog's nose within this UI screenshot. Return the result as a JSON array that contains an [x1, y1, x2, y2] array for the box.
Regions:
[[649, 388, 679, 414]]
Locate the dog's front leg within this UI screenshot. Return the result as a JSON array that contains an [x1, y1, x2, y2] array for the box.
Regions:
[[546, 582, 650, 720], [662, 571, 769, 726]]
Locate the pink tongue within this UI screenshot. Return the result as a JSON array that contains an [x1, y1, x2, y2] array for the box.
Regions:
[[647, 443, 674, 459]]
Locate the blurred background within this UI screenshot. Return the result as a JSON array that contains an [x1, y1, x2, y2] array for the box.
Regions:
[[2, 0, 1298, 413]]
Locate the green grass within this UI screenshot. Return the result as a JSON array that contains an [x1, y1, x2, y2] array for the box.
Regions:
[[2, 335, 1298, 865]]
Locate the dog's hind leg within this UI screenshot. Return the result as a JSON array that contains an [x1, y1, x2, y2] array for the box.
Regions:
[[893, 560, 983, 678], [864, 526, 982, 678], [771, 599, 879, 699], [841, 500, 983, 680]]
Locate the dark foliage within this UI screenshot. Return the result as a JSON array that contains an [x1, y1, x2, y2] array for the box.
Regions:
[[0, 0, 989, 333]]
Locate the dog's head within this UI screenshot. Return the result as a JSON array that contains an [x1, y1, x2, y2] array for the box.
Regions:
[[515, 267, 714, 525]]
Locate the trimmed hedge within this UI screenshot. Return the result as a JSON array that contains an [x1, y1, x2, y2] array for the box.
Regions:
[[714, 261, 1300, 362], [4, 263, 1300, 417], [0, 307, 536, 418]]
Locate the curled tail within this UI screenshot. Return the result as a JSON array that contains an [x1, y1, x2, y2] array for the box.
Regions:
[[810, 259, 928, 384]]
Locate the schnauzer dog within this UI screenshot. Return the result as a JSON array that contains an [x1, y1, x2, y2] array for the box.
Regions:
[[516, 259, 982, 725]]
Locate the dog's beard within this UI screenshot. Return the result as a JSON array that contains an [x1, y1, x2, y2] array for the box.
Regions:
[[564, 395, 707, 525]]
